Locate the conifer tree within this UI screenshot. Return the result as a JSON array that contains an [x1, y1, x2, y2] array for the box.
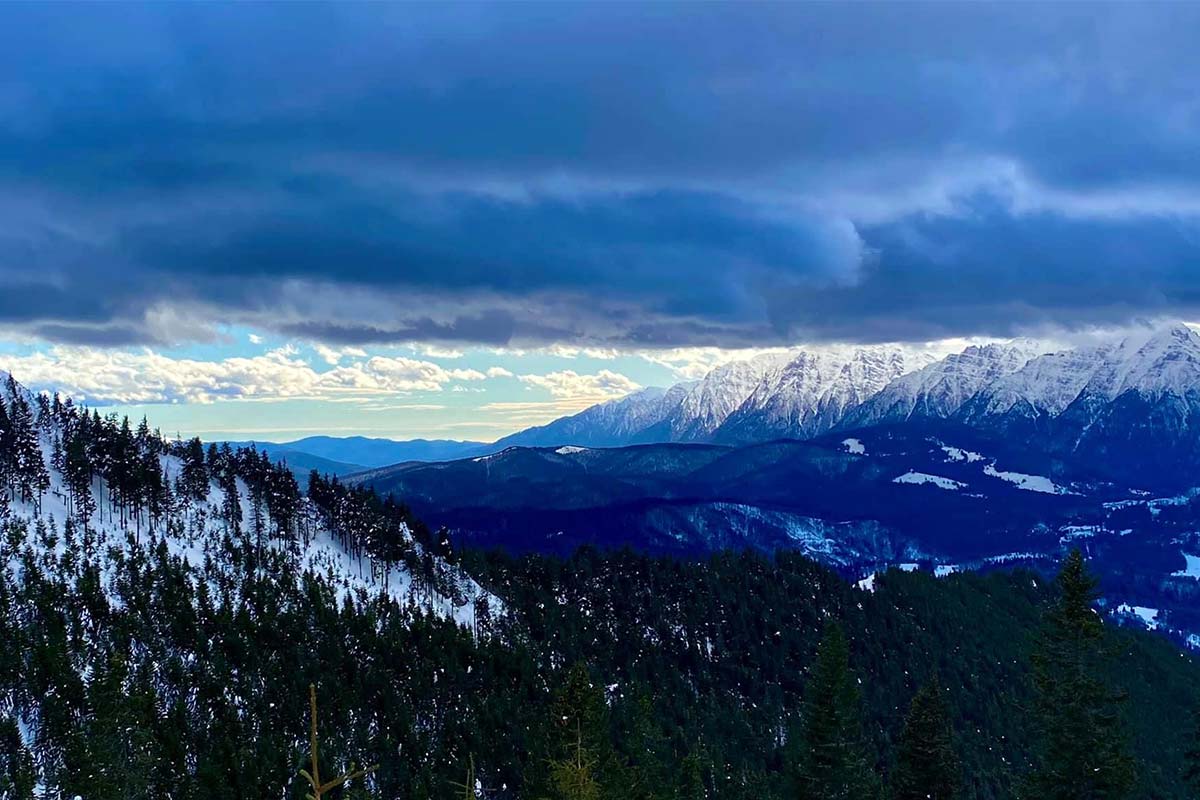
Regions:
[[0, 716, 36, 800], [891, 679, 960, 800], [547, 721, 602, 800], [180, 436, 209, 503], [450, 754, 480, 800], [0, 398, 13, 500], [677, 750, 706, 800], [792, 624, 878, 800], [1022, 550, 1135, 800], [1182, 704, 1200, 797], [532, 663, 635, 800], [299, 684, 378, 800]]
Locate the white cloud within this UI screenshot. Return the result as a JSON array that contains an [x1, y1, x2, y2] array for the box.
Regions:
[[247, 333, 263, 345], [479, 398, 606, 423], [636, 346, 792, 379], [414, 344, 465, 359], [518, 369, 641, 401], [543, 344, 621, 360], [486, 366, 514, 378], [0, 347, 486, 405], [312, 343, 368, 365]]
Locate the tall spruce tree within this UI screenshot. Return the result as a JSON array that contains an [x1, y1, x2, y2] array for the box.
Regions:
[[891, 679, 960, 800], [532, 663, 634, 800], [1182, 705, 1200, 797], [1022, 550, 1135, 800], [0, 716, 36, 800], [546, 721, 603, 800], [792, 624, 878, 800]]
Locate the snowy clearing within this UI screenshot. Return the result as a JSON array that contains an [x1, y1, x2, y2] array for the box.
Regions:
[[941, 445, 984, 463], [893, 471, 965, 490], [1173, 552, 1200, 579], [983, 464, 1071, 494]]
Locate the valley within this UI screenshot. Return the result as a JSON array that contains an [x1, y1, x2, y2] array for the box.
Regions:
[[328, 323, 1200, 649]]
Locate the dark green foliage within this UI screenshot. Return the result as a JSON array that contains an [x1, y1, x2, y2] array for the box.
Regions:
[[1183, 706, 1200, 797], [1023, 550, 1136, 800], [891, 679, 961, 800], [4, 513, 1199, 799], [791, 624, 878, 800], [527, 663, 635, 800], [0, 716, 36, 800]]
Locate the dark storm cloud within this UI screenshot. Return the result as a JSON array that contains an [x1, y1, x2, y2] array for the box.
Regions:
[[1, 2, 1200, 346], [769, 198, 1200, 342], [278, 312, 521, 347]]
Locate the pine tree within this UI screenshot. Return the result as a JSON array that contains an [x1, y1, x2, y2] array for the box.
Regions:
[[529, 663, 635, 800], [180, 436, 209, 503], [1022, 550, 1136, 800], [0, 398, 13, 500], [0, 715, 36, 800], [450, 754, 480, 800], [677, 749, 706, 800], [1182, 704, 1200, 797], [891, 679, 960, 800], [299, 684, 378, 800], [792, 624, 878, 800], [64, 429, 95, 529], [547, 721, 602, 800]]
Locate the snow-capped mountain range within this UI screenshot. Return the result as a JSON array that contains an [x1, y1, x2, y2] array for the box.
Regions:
[[496, 322, 1200, 465], [714, 345, 939, 443]]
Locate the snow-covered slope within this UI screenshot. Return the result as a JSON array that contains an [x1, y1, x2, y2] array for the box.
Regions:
[[652, 352, 792, 441], [957, 344, 1116, 424], [1074, 323, 1200, 401], [960, 323, 1200, 426], [840, 340, 1047, 429], [490, 384, 692, 449], [713, 346, 938, 443], [0, 374, 496, 629]]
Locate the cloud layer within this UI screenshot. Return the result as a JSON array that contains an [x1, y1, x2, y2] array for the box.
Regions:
[[0, 346, 492, 405], [2, 3, 1200, 347]]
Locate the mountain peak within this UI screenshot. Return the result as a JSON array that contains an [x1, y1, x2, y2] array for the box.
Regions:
[[1100, 321, 1200, 398], [1142, 320, 1200, 348], [840, 338, 1045, 428], [713, 344, 936, 443]]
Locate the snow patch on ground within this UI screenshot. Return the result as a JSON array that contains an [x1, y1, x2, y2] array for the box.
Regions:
[[1173, 552, 1200, 579], [1104, 488, 1200, 515], [841, 438, 866, 455], [855, 562, 922, 592], [934, 564, 959, 577], [941, 445, 984, 463], [983, 464, 1071, 494], [1058, 524, 1102, 542], [555, 445, 588, 455], [984, 552, 1043, 565], [1117, 603, 1159, 630], [893, 471, 965, 490]]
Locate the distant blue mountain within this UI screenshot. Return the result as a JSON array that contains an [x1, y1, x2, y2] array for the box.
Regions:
[[217, 441, 366, 478], [268, 435, 488, 469]]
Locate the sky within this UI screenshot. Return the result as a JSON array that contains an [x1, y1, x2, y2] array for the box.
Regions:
[[1, 2, 1200, 441]]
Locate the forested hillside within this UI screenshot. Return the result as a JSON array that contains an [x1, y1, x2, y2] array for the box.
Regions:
[[3, 373, 1200, 799]]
